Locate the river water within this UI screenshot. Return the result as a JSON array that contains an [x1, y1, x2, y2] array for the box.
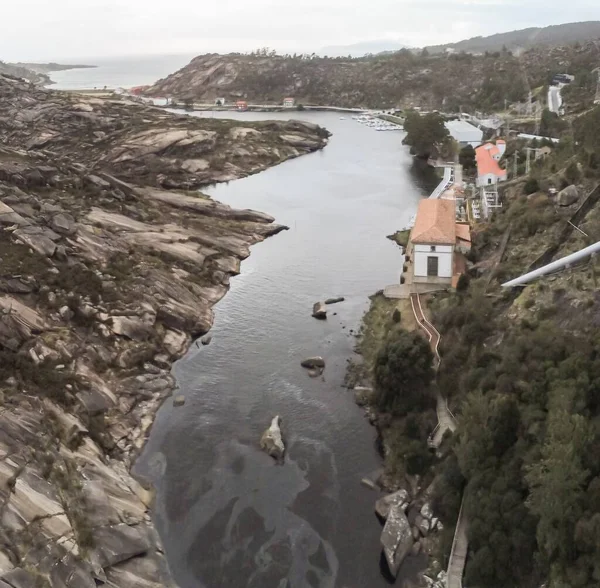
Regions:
[[135, 111, 435, 588]]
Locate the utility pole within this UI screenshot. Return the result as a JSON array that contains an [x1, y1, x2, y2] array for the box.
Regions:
[[513, 152, 519, 179], [525, 147, 540, 175], [534, 103, 541, 136]]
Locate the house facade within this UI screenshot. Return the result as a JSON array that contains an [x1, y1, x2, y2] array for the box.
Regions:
[[475, 141, 507, 187], [236, 100, 248, 111], [283, 97, 295, 108], [409, 199, 457, 285]]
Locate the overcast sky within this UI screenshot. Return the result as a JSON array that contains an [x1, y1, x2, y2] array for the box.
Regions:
[[0, 0, 598, 62]]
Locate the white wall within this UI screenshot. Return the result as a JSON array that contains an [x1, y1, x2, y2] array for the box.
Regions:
[[414, 244, 453, 278], [477, 172, 506, 187]]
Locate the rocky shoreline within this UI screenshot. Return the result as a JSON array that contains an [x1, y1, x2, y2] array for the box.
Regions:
[[0, 73, 329, 586], [348, 293, 448, 585]]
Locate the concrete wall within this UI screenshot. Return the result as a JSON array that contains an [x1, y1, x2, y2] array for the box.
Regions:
[[414, 244, 453, 279], [477, 172, 506, 187]]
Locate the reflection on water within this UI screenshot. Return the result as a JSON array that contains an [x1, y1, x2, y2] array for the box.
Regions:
[[135, 111, 434, 588]]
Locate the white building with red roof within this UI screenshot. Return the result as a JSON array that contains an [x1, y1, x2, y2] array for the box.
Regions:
[[408, 199, 470, 286], [475, 140, 507, 187]]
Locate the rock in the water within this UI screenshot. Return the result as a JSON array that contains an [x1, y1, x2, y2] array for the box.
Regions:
[[173, 395, 186, 407], [312, 302, 327, 319], [354, 386, 375, 407], [201, 334, 212, 345], [301, 357, 325, 369], [557, 184, 579, 206], [361, 477, 377, 490], [260, 416, 285, 461], [375, 489, 409, 520], [325, 296, 345, 305], [308, 368, 323, 378], [381, 503, 414, 578]]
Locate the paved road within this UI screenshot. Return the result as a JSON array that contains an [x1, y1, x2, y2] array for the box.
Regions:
[[548, 85, 562, 114]]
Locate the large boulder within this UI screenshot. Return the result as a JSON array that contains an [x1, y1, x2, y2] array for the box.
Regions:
[[375, 489, 410, 521], [557, 184, 579, 206], [325, 297, 345, 305], [380, 503, 414, 578], [260, 416, 285, 461], [301, 357, 325, 369], [312, 302, 327, 319], [50, 212, 77, 235], [110, 315, 154, 341]]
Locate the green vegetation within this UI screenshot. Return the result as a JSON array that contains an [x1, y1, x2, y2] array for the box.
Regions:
[[432, 282, 600, 587], [387, 229, 410, 248], [374, 329, 435, 415], [459, 144, 477, 174], [403, 111, 452, 160]]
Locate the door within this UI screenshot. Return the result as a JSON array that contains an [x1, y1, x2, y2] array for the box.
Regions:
[[427, 256, 439, 277]]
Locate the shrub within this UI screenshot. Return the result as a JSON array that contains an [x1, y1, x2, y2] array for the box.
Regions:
[[456, 273, 470, 292], [374, 329, 435, 415], [524, 178, 540, 194]]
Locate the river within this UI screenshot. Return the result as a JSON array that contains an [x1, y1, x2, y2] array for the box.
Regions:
[[134, 111, 435, 588]]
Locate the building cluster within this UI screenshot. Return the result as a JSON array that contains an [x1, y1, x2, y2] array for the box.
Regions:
[[404, 120, 509, 289]]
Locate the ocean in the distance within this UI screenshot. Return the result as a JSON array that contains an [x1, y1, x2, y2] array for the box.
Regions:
[[47, 54, 197, 90]]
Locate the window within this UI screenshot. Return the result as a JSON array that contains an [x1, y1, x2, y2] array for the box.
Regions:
[[430, 245, 436, 252], [488, 177, 493, 185], [427, 256, 439, 277]]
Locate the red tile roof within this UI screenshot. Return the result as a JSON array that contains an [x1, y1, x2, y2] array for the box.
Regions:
[[455, 223, 471, 243], [476, 143, 506, 177], [411, 199, 456, 245]]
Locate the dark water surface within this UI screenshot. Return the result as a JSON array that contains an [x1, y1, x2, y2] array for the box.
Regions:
[[135, 112, 434, 588]]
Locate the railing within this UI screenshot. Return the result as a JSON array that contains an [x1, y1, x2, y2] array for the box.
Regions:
[[430, 166, 454, 199]]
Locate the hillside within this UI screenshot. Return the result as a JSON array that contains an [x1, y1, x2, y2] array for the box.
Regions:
[[146, 41, 600, 111], [0, 74, 327, 586], [425, 21, 600, 54], [0, 61, 51, 84], [352, 101, 600, 587]]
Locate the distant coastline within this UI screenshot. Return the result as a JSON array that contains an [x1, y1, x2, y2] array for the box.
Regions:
[[11, 62, 97, 74]]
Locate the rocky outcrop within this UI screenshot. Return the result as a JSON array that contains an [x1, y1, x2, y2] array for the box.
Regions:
[[325, 296, 345, 305], [143, 43, 600, 111], [312, 302, 327, 319], [557, 184, 579, 206], [260, 416, 285, 461], [0, 74, 329, 192], [375, 489, 410, 521], [0, 74, 329, 586], [380, 503, 414, 578], [301, 357, 325, 369]]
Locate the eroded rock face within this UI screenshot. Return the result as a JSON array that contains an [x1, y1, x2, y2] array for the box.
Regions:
[[260, 416, 285, 461], [380, 504, 414, 578], [0, 74, 329, 586]]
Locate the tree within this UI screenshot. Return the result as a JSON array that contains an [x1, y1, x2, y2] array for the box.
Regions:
[[402, 111, 451, 160], [421, 47, 430, 58], [524, 178, 540, 194], [374, 329, 435, 414], [459, 144, 476, 172]]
